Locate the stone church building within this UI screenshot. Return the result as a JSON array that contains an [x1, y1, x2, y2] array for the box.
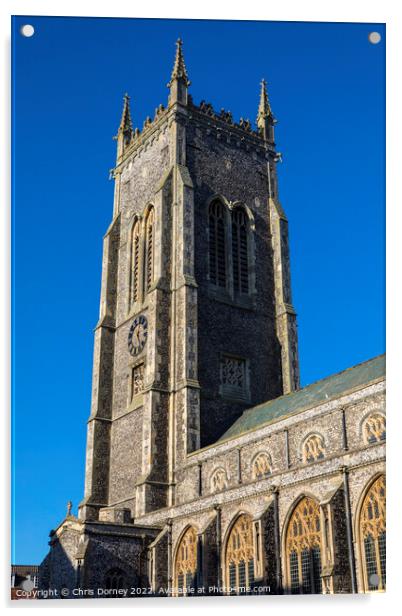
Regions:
[[39, 40, 386, 597]]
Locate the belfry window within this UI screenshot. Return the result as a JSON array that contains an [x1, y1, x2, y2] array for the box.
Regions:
[[130, 219, 141, 305], [209, 200, 227, 288], [174, 527, 198, 596], [360, 475, 386, 591], [231, 207, 249, 294], [145, 207, 154, 293], [225, 514, 255, 594], [207, 198, 254, 301], [285, 497, 323, 594]]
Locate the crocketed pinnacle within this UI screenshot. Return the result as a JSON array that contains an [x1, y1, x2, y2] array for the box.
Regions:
[[119, 93, 133, 132], [257, 79, 272, 120], [168, 38, 190, 87]]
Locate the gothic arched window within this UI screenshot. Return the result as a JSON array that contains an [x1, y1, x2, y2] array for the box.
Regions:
[[144, 207, 154, 293], [359, 475, 386, 591], [251, 452, 272, 480], [104, 567, 127, 590], [209, 200, 227, 288], [130, 219, 141, 305], [210, 468, 228, 493], [363, 413, 386, 444], [174, 527, 198, 595], [286, 497, 322, 594], [231, 207, 249, 294], [302, 434, 325, 464], [225, 514, 255, 594]]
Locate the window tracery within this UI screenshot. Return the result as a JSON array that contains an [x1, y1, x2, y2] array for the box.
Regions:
[[130, 219, 141, 305], [220, 355, 248, 399], [302, 434, 325, 464], [174, 527, 198, 595], [104, 567, 127, 590], [210, 468, 228, 493], [131, 363, 144, 398], [360, 475, 386, 591], [225, 514, 255, 594], [145, 207, 154, 292], [286, 497, 322, 594], [209, 200, 227, 288], [252, 452, 272, 480], [231, 207, 249, 294], [363, 413, 386, 444]]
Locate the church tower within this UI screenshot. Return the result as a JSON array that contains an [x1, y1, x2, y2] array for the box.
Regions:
[[79, 40, 299, 523]]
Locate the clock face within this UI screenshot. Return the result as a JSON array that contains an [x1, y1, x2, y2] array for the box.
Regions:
[[128, 314, 148, 356]]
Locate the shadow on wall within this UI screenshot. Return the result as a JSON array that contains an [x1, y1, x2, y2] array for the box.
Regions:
[[38, 530, 149, 600]]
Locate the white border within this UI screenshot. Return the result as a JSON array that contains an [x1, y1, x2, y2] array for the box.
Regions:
[[2, 1, 400, 614]]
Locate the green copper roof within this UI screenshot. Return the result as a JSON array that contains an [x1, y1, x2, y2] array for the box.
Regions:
[[219, 354, 385, 442]]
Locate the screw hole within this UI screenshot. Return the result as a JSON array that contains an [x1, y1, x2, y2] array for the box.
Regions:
[[368, 32, 381, 44], [20, 24, 35, 38]]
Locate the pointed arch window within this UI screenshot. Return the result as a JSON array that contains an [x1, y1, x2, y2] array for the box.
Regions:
[[225, 514, 255, 594], [130, 219, 141, 305], [285, 497, 323, 594], [209, 200, 227, 288], [231, 207, 249, 294], [144, 207, 154, 293], [359, 475, 386, 591], [174, 527, 198, 596]]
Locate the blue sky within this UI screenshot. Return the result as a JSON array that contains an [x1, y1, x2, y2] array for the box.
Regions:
[[12, 16, 385, 564]]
